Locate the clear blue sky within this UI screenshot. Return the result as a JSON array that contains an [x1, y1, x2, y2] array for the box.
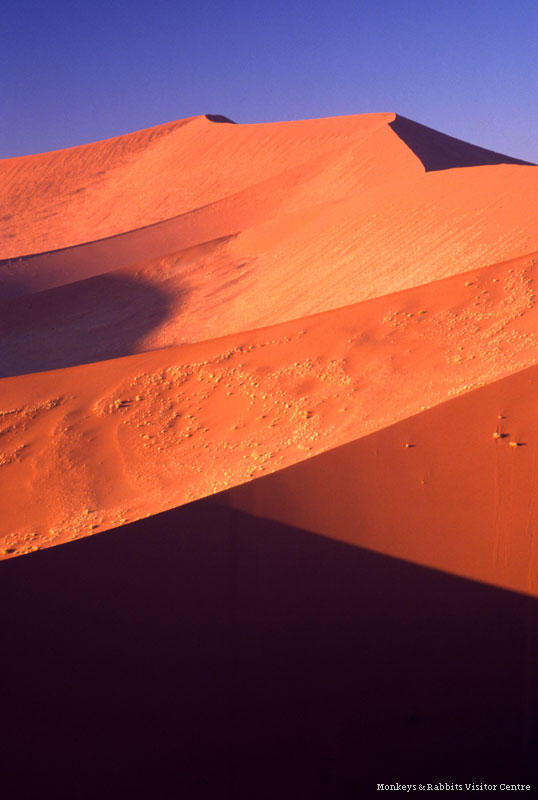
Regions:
[[2, 0, 537, 160]]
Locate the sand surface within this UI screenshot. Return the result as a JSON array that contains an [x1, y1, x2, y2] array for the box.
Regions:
[[1, 111, 537, 598], [1, 110, 537, 796]]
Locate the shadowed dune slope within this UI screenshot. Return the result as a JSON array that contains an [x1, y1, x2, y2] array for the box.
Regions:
[[0, 272, 178, 376], [389, 114, 534, 170], [1, 499, 536, 797]]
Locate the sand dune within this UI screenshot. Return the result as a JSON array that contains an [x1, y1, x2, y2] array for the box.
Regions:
[[0, 111, 537, 598], [2, 113, 536, 307], [2, 109, 537, 794]]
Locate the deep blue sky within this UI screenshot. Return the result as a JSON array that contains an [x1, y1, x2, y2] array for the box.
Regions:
[[2, 0, 537, 160]]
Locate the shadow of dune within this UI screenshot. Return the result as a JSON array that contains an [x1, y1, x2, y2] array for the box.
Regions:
[[0, 271, 37, 302], [0, 272, 178, 377], [1, 498, 535, 798], [390, 114, 534, 171], [205, 114, 236, 124]]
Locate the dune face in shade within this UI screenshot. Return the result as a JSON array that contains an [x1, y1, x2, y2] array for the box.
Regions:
[[0, 111, 537, 600], [389, 114, 534, 171], [0, 501, 535, 797]]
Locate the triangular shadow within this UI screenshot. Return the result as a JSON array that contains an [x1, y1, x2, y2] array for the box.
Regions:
[[390, 114, 534, 171]]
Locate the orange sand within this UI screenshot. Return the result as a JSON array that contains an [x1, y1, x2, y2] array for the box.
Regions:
[[1, 112, 537, 597]]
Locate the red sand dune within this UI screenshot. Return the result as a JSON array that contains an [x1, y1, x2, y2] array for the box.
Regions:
[[1, 111, 537, 796], [1, 112, 537, 596]]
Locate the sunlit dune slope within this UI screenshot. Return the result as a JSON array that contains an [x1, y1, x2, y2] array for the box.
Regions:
[[0, 112, 394, 258], [1, 112, 536, 311], [2, 250, 538, 564]]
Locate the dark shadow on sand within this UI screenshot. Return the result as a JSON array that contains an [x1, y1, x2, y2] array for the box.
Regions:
[[0, 498, 535, 798], [205, 114, 236, 124], [390, 114, 534, 171], [0, 272, 180, 377]]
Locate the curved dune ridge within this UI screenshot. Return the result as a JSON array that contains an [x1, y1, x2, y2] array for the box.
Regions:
[[1, 111, 537, 597]]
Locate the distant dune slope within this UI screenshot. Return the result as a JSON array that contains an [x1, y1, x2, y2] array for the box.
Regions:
[[0, 112, 394, 257], [1, 114, 536, 331], [1, 111, 537, 569]]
